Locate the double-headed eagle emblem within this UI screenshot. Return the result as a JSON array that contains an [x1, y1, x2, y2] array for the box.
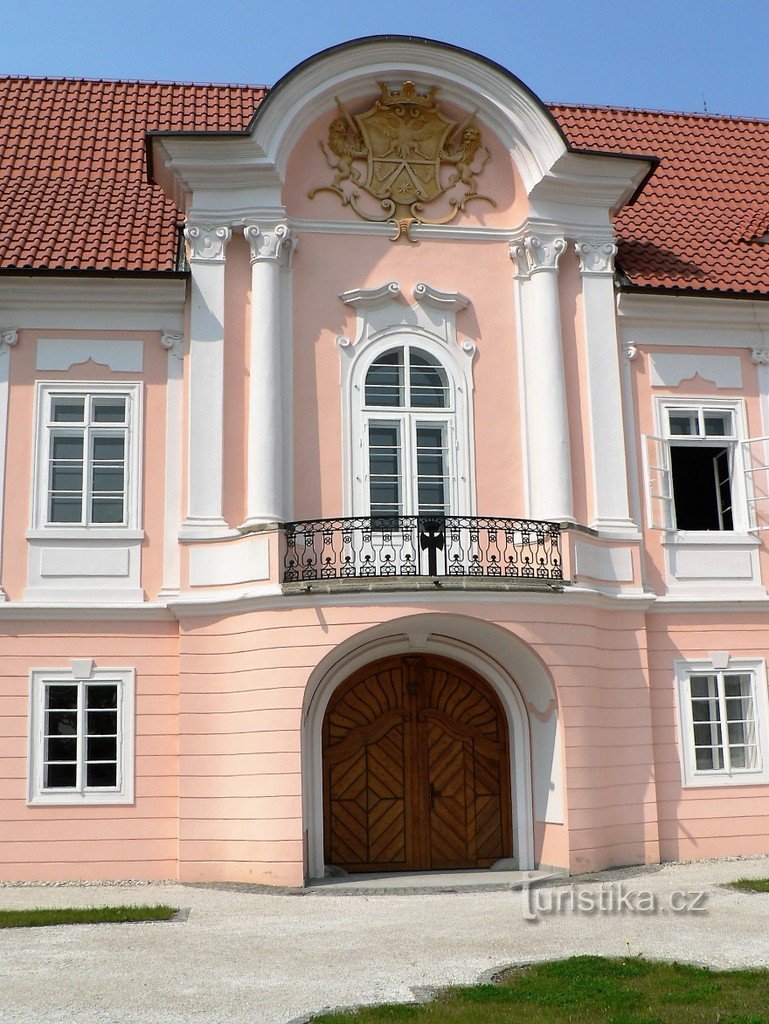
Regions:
[[309, 81, 495, 240]]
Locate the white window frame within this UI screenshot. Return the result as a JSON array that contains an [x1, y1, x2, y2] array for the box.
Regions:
[[647, 396, 751, 536], [675, 657, 769, 788], [27, 665, 135, 806], [345, 330, 476, 517], [29, 381, 143, 538]]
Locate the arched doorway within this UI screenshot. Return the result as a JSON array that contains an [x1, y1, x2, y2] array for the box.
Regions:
[[322, 653, 513, 873]]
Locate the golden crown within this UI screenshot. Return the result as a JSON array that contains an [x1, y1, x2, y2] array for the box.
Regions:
[[376, 80, 439, 109]]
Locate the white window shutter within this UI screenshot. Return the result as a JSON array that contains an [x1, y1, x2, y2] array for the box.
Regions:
[[741, 435, 769, 531], [642, 434, 673, 530]]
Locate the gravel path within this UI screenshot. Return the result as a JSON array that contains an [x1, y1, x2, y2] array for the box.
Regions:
[[2, 858, 769, 1023]]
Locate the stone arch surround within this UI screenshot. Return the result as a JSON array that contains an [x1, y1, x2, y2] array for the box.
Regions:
[[301, 611, 563, 879]]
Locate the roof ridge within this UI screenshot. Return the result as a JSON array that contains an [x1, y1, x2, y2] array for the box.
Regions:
[[549, 100, 769, 126], [0, 74, 269, 90]]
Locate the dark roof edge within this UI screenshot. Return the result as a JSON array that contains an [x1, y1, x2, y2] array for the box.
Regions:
[[0, 268, 189, 280], [619, 282, 769, 302], [146, 34, 575, 184]]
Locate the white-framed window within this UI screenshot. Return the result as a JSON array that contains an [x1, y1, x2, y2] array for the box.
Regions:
[[364, 346, 453, 518], [675, 658, 769, 788], [28, 666, 135, 805], [645, 398, 754, 533], [30, 382, 143, 534]]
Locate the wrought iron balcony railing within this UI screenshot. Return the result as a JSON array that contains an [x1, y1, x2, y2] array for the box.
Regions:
[[281, 515, 564, 585]]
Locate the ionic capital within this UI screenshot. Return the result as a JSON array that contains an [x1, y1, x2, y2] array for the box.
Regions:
[[184, 224, 232, 264], [0, 328, 18, 349], [575, 238, 618, 275], [752, 348, 769, 365], [160, 330, 184, 360], [509, 234, 567, 276], [244, 223, 296, 266]]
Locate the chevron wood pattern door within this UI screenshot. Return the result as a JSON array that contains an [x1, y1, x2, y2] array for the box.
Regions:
[[323, 654, 512, 873]]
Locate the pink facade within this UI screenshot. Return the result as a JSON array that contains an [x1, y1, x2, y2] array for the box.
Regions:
[[2, 38, 769, 885]]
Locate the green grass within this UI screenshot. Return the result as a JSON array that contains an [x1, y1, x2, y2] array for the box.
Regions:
[[727, 878, 769, 893], [0, 904, 179, 929], [312, 956, 769, 1023]]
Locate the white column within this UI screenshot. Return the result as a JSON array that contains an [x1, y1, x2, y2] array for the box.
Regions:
[[159, 330, 184, 598], [575, 239, 637, 534], [243, 223, 295, 527], [0, 328, 18, 600], [510, 235, 574, 523], [180, 224, 232, 538]]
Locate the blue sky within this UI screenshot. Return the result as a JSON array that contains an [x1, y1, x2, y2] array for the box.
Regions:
[[2, 0, 767, 118]]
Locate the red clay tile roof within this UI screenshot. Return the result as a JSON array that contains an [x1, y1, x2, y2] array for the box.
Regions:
[[552, 104, 769, 296], [0, 77, 767, 295], [0, 77, 266, 274]]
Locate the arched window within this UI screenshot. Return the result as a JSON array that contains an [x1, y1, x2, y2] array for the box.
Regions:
[[363, 345, 453, 518]]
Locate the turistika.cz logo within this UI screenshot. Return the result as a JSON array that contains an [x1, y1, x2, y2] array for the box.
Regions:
[[522, 882, 709, 923]]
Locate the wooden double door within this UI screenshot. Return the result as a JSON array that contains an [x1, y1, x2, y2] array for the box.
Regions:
[[322, 654, 513, 873]]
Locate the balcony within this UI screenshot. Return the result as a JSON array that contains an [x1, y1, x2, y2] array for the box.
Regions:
[[281, 515, 566, 591]]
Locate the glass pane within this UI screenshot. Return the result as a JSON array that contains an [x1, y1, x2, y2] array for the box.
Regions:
[[92, 399, 126, 423], [51, 435, 84, 460], [724, 674, 752, 699], [87, 736, 117, 761], [369, 424, 401, 515], [86, 685, 118, 710], [92, 436, 125, 461], [417, 426, 445, 514], [365, 352, 403, 407], [695, 746, 723, 771], [91, 497, 124, 523], [669, 411, 697, 436], [728, 745, 757, 770], [46, 684, 77, 710], [704, 412, 733, 437], [46, 710, 77, 736], [727, 721, 748, 746], [410, 353, 447, 408], [87, 710, 117, 735], [691, 698, 718, 723], [50, 464, 84, 491], [44, 763, 77, 788], [51, 399, 85, 423], [45, 736, 77, 761], [91, 466, 124, 493], [369, 451, 400, 475], [49, 496, 82, 523], [86, 762, 117, 788], [694, 722, 720, 746], [690, 675, 716, 699]]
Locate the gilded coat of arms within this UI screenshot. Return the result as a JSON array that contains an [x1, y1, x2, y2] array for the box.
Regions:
[[309, 81, 495, 240]]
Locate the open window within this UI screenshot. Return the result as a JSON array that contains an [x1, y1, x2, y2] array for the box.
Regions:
[[644, 401, 762, 533]]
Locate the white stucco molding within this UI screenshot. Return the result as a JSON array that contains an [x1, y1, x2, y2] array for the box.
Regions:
[[184, 223, 232, 263], [243, 222, 296, 266], [338, 280, 477, 517], [241, 223, 297, 527], [181, 221, 233, 538], [149, 37, 652, 223], [574, 238, 618, 275], [649, 352, 743, 389], [509, 227, 574, 522], [0, 279, 185, 332], [0, 328, 18, 601]]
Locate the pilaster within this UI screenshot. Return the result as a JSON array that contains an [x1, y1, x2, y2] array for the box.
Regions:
[[180, 224, 233, 539], [575, 238, 636, 535], [242, 223, 296, 528], [0, 329, 18, 600], [510, 233, 574, 523], [159, 330, 184, 598]]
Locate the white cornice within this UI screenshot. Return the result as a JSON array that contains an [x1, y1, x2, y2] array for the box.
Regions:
[[617, 291, 769, 350], [0, 277, 186, 331]]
